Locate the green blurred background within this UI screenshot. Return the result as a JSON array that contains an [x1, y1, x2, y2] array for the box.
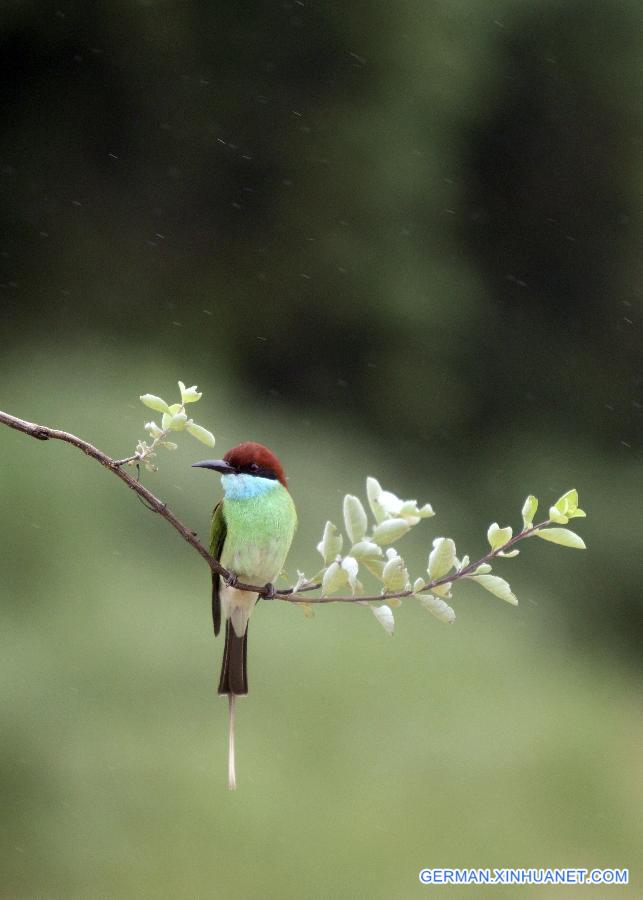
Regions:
[[1, 1, 641, 898]]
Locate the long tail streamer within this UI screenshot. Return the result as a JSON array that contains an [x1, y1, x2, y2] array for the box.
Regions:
[[228, 694, 237, 791]]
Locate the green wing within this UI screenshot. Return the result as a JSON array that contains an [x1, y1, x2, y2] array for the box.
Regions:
[[209, 501, 227, 637]]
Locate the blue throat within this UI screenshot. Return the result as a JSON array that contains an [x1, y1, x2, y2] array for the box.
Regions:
[[221, 473, 280, 501]]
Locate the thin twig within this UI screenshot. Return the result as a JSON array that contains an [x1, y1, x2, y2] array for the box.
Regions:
[[0, 409, 548, 605], [112, 453, 140, 467]]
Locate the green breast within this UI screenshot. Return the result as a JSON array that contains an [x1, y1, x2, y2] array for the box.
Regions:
[[221, 484, 297, 582]]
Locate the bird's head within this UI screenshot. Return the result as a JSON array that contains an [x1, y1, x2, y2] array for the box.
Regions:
[[192, 441, 288, 491]]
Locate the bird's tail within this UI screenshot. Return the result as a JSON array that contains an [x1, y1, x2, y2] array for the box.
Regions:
[[218, 619, 248, 695], [218, 620, 247, 791]]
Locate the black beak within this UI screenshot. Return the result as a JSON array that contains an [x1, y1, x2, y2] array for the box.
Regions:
[[192, 459, 236, 474]]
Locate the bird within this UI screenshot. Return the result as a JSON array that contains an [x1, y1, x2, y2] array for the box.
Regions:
[[192, 442, 297, 789]]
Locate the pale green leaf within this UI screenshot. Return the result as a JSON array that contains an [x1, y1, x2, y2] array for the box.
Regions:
[[554, 488, 578, 513], [535, 528, 586, 550], [497, 549, 520, 558], [548, 505, 569, 525], [321, 561, 348, 595], [366, 476, 433, 525], [382, 550, 409, 593], [552, 488, 586, 520], [366, 477, 387, 523], [413, 577, 426, 593], [419, 594, 456, 624], [350, 541, 383, 561], [374, 485, 427, 523], [469, 573, 517, 605], [378, 488, 404, 515], [362, 557, 385, 580], [178, 380, 202, 403], [343, 494, 368, 544], [431, 582, 452, 599], [398, 499, 435, 522], [145, 420, 164, 438], [186, 421, 215, 446], [487, 522, 513, 550], [472, 563, 492, 574], [316, 521, 343, 565], [371, 518, 411, 545], [427, 537, 456, 579], [371, 604, 395, 636], [140, 394, 171, 414], [167, 412, 188, 431], [521, 495, 538, 529], [341, 556, 359, 594]]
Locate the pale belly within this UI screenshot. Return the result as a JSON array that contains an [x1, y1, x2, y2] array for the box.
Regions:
[[221, 537, 287, 585], [220, 537, 289, 637]]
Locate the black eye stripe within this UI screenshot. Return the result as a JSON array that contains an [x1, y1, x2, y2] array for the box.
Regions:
[[239, 463, 277, 479]]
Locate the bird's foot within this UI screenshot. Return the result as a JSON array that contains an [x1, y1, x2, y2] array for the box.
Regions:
[[225, 571, 240, 589], [262, 582, 276, 600]]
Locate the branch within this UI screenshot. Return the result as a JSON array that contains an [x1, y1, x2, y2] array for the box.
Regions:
[[280, 522, 550, 604], [0, 410, 241, 584], [0, 409, 550, 607]]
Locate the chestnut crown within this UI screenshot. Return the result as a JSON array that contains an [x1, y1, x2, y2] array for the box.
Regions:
[[225, 442, 287, 487]]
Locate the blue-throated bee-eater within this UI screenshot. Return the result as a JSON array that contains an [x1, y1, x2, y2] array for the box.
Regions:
[[193, 442, 297, 789]]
